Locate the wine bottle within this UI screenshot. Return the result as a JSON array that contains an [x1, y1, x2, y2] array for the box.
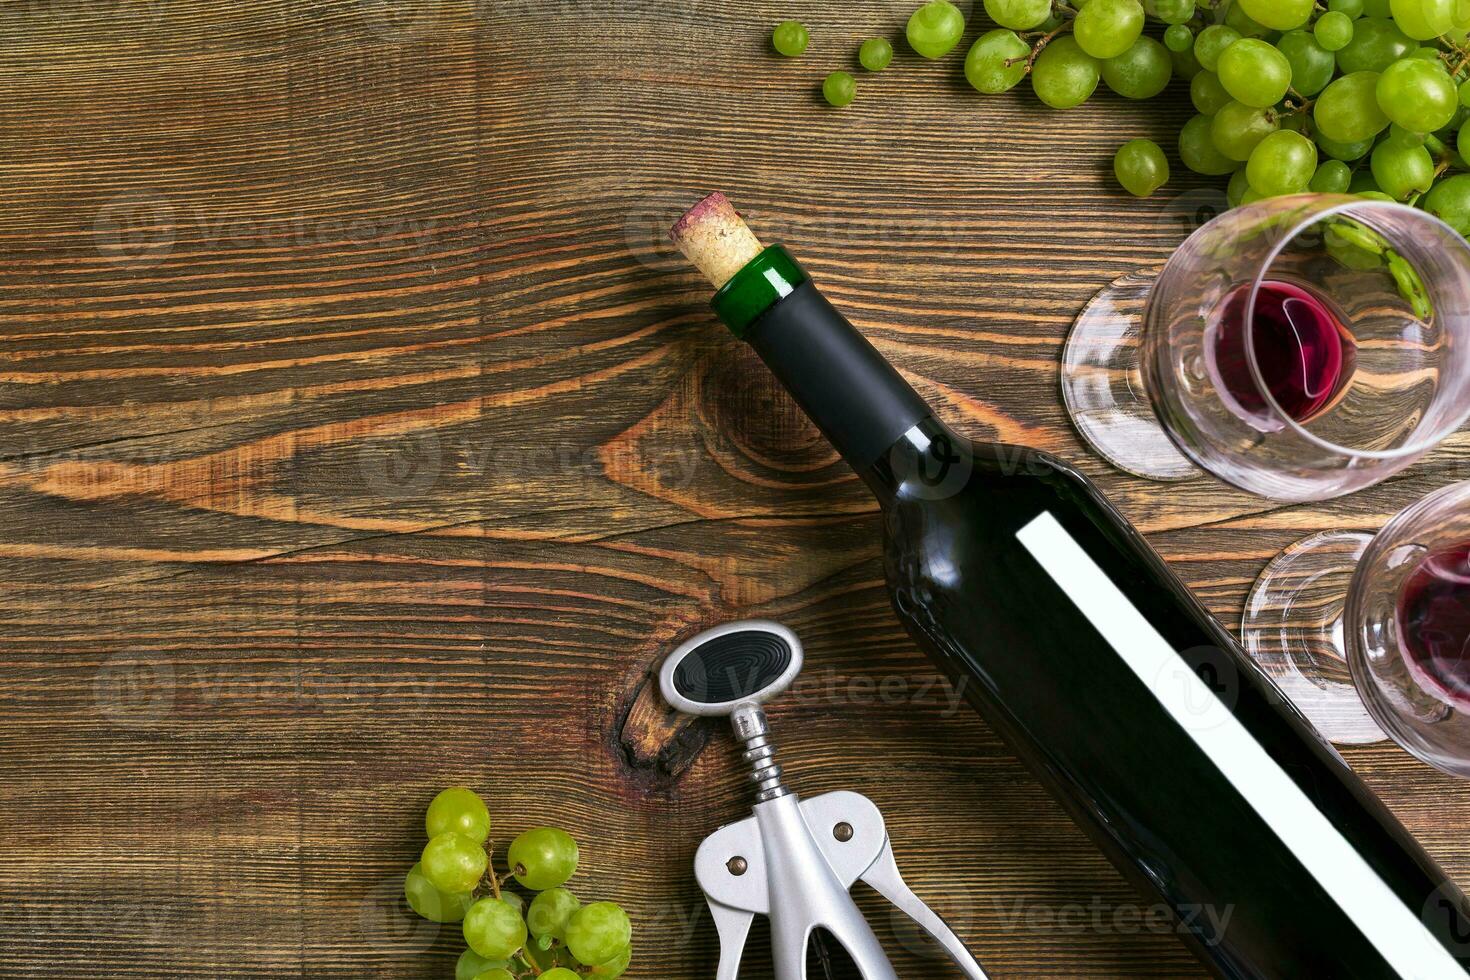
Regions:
[[669, 193, 1470, 979]]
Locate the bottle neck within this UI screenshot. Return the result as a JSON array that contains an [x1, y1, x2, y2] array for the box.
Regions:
[[861, 416, 972, 504], [741, 279, 935, 503]]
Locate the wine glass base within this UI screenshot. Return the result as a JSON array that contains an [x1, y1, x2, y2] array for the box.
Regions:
[[1061, 270, 1198, 482], [1241, 530, 1387, 745]]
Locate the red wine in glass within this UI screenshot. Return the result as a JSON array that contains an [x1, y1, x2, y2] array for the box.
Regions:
[[1398, 541, 1470, 711], [1209, 280, 1358, 424]]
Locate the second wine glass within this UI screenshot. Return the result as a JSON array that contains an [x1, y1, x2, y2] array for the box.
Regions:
[[1244, 480, 1470, 772]]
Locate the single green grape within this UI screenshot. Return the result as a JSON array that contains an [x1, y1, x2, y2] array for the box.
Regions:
[[1190, 71, 1233, 115], [1424, 174, 1470, 234], [527, 887, 581, 940], [1276, 30, 1337, 96], [1460, 117, 1470, 161], [1114, 139, 1170, 196], [859, 37, 894, 71], [1216, 38, 1293, 108], [404, 862, 474, 924], [1212, 100, 1281, 160], [965, 30, 1031, 93], [1315, 130, 1376, 159], [1073, 0, 1145, 59], [1363, 0, 1393, 14], [1350, 166, 1386, 192], [772, 20, 809, 57], [566, 903, 633, 967], [463, 897, 528, 961], [1179, 113, 1239, 174], [421, 833, 488, 895], [426, 788, 491, 844], [1246, 130, 1318, 195], [906, 0, 967, 58], [1315, 11, 1355, 50], [1193, 25, 1242, 73], [1330, 0, 1365, 15], [823, 71, 857, 107], [1164, 23, 1194, 52], [1224, 2, 1271, 36], [508, 827, 580, 890], [471, 971, 516, 980], [539, 971, 581, 980], [1335, 17, 1414, 73], [1147, 0, 1195, 24], [1310, 159, 1354, 192], [1315, 70, 1391, 143], [984, 0, 1053, 30], [1371, 134, 1436, 198], [457, 950, 510, 980], [1376, 57, 1457, 133], [588, 945, 633, 977], [1227, 166, 1252, 206], [1460, 78, 1470, 109], [1390, 0, 1453, 38], [1237, 0, 1312, 30], [1101, 36, 1172, 99], [1170, 39, 1203, 80], [1388, 123, 1426, 146], [1032, 35, 1101, 107]]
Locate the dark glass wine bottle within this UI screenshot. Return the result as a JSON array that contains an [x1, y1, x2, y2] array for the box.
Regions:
[[693, 235, 1470, 978]]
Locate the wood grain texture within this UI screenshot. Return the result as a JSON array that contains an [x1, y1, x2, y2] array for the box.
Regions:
[[2, 1, 1469, 977]]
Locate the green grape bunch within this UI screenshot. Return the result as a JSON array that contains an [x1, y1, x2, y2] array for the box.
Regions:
[[767, 0, 1470, 234], [404, 787, 633, 980]]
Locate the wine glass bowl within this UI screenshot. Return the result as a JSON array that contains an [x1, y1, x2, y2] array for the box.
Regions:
[[1348, 481, 1470, 777], [1144, 194, 1470, 500], [1064, 193, 1470, 501]]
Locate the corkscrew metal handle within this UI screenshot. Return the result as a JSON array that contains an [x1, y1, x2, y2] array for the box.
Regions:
[[661, 621, 991, 980]]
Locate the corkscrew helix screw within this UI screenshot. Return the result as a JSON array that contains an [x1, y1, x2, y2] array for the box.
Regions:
[[659, 619, 990, 980], [733, 699, 787, 802]]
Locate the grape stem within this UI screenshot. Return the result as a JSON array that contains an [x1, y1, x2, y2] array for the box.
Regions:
[[1018, 22, 1072, 71], [1282, 88, 1314, 117], [486, 853, 503, 900]]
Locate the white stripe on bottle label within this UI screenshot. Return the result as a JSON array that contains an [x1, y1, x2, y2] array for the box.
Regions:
[[1017, 511, 1463, 980]]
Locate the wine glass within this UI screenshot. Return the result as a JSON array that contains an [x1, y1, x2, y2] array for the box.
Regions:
[[1061, 193, 1470, 500], [1243, 480, 1470, 773]]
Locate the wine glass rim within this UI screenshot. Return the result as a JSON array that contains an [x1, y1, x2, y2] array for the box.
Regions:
[[1245, 195, 1470, 462]]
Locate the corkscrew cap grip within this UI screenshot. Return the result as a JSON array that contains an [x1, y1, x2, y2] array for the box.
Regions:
[[659, 619, 803, 716]]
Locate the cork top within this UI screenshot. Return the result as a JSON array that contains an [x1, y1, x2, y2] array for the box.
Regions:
[[669, 192, 765, 289]]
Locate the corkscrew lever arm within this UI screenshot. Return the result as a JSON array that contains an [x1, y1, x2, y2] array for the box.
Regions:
[[803, 790, 991, 980], [706, 898, 753, 980], [858, 837, 991, 979]]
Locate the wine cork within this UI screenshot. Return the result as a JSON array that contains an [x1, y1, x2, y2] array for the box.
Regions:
[[669, 192, 765, 289]]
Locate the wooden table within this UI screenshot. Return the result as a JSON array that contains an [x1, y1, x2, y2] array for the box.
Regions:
[[3, 1, 1468, 977]]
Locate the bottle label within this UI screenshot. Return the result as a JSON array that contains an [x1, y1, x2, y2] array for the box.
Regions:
[[1017, 511, 1461, 978]]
